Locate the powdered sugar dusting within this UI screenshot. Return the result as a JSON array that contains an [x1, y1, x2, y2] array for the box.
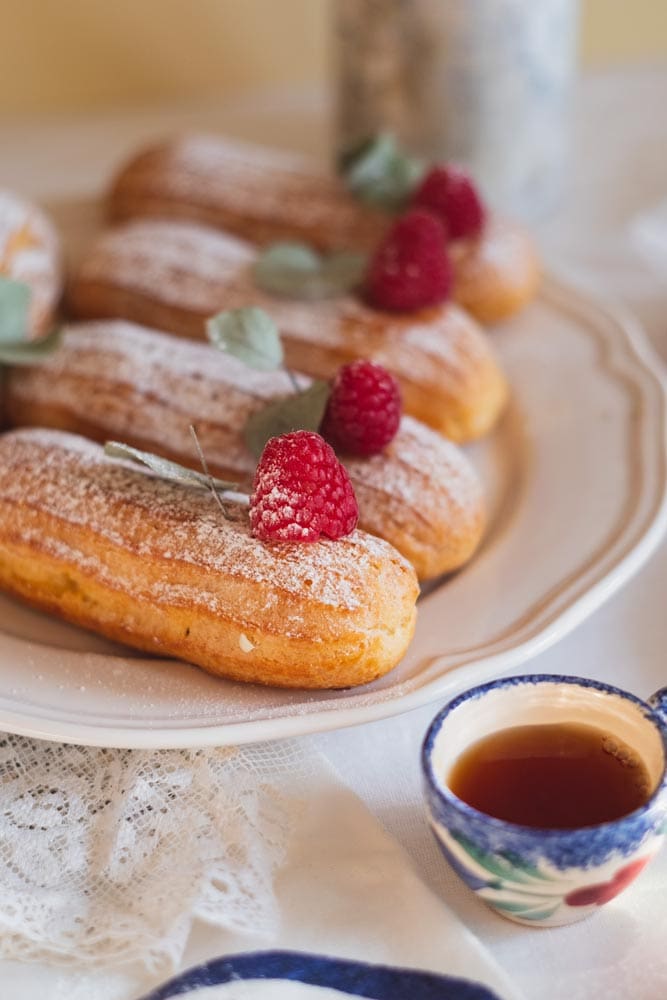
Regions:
[[112, 133, 386, 251], [174, 133, 317, 172], [344, 415, 483, 518], [0, 429, 410, 620], [76, 220, 254, 314], [72, 218, 498, 396], [7, 321, 483, 577], [8, 321, 291, 477], [249, 431, 358, 543], [451, 217, 534, 283]]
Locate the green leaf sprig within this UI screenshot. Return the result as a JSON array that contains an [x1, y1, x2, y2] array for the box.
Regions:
[[0, 275, 62, 364], [206, 306, 284, 372], [253, 242, 367, 301], [104, 438, 241, 495], [205, 307, 332, 458], [338, 132, 425, 211], [104, 432, 249, 519], [206, 305, 298, 391], [243, 380, 330, 459]]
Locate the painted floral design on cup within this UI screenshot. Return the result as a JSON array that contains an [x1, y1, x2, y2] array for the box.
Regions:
[[422, 676, 667, 927], [434, 827, 568, 923], [564, 857, 651, 907], [432, 824, 661, 924]]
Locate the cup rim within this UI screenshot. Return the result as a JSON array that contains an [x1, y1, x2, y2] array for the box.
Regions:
[[421, 673, 667, 839]]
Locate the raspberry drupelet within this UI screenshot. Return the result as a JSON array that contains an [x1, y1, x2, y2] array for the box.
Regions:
[[412, 164, 487, 240], [249, 430, 359, 542], [320, 360, 401, 456], [364, 208, 452, 312]]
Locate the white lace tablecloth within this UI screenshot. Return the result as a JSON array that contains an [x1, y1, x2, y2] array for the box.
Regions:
[[0, 739, 519, 1000], [2, 66, 667, 1000]]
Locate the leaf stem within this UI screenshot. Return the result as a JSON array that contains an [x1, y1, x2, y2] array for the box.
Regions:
[[285, 367, 301, 393], [189, 424, 232, 519]]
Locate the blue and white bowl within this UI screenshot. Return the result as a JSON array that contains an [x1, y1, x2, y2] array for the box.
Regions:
[[422, 675, 667, 926], [139, 951, 503, 999]]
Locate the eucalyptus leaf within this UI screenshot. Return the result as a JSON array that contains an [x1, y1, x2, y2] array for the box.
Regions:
[[206, 307, 283, 371], [254, 242, 366, 300], [321, 251, 368, 293], [0, 325, 62, 365], [339, 132, 398, 187], [244, 380, 331, 459], [258, 242, 321, 275], [104, 441, 240, 494], [0, 275, 31, 344], [340, 132, 425, 211]]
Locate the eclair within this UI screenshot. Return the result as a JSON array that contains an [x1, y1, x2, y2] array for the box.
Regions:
[[67, 219, 508, 442], [0, 190, 62, 337], [448, 218, 541, 326], [108, 133, 539, 324], [5, 320, 486, 580], [0, 428, 418, 689], [108, 133, 388, 255]]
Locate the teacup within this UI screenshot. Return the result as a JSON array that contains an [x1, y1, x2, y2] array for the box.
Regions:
[[422, 675, 667, 927]]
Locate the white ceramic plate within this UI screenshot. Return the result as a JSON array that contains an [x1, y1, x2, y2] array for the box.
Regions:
[[1, 277, 666, 747]]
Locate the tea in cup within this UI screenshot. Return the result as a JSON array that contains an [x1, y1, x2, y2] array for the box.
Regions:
[[422, 675, 667, 926]]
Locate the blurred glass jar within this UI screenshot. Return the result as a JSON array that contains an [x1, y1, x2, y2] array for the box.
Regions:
[[333, 0, 579, 220]]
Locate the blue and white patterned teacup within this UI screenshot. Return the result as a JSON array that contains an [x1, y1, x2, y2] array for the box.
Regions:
[[422, 675, 667, 927]]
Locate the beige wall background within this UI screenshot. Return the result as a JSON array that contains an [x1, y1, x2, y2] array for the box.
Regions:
[[1, 0, 666, 117]]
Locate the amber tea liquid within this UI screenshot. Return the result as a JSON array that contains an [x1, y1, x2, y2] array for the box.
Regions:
[[448, 722, 653, 828]]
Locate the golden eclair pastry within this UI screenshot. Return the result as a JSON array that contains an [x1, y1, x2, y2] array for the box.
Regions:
[[109, 133, 388, 255], [5, 321, 486, 580], [67, 220, 508, 442], [449, 218, 541, 326], [0, 428, 418, 689], [0, 190, 62, 336], [108, 133, 539, 324]]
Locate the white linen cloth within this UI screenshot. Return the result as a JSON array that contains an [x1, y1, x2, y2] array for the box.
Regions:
[[0, 736, 520, 1000], [319, 695, 667, 1000]]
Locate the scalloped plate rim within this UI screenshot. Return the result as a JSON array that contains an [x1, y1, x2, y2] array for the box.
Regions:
[[0, 274, 666, 748]]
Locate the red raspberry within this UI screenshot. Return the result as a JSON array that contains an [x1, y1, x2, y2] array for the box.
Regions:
[[320, 360, 402, 456], [249, 430, 358, 542], [364, 208, 452, 312], [412, 164, 487, 239]]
